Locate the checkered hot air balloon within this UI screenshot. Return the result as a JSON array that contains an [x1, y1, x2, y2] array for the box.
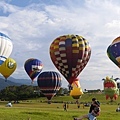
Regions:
[[107, 36, 120, 68], [49, 34, 91, 84], [37, 71, 62, 100], [24, 58, 43, 83]]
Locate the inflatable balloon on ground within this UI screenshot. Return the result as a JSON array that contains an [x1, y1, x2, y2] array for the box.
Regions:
[[24, 58, 43, 83], [37, 71, 62, 101], [0, 32, 13, 65], [103, 76, 119, 101], [70, 80, 83, 99], [107, 36, 120, 68], [49, 34, 91, 85], [0, 58, 17, 81]]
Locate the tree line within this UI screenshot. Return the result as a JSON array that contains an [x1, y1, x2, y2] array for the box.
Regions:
[[0, 85, 69, 101], [0, 85, 102, 102]]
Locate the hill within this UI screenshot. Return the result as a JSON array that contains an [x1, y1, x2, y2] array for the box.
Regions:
[[0, 77, 22, 90], [0, 75, 38, 90]]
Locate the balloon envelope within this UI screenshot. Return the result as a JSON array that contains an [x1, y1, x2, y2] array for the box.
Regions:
[[70, 80, 83, 99], [103, 76, 119, 100], [37, 71, 62, 100], [0, 32, 13, 65], [107, 36, 120, 68], [24, 58, 43, 82], [0, 58, 17, 79], [50, 34, 91, 84]]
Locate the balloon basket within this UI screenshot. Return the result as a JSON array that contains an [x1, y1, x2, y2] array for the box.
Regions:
[[48, 100, 51, 104]]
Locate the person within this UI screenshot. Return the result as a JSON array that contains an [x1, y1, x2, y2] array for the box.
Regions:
[[116, 107, 120, 112], [63, 102, 67, 111], [77, 103, 80, 108], [6, 101, 12, 107], [74, 98, 100, 120], [82, 103, 85, 109], [116, 105, 120, 112]]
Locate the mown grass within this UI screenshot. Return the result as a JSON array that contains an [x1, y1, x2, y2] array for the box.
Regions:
[[0, 93, 120, 120]]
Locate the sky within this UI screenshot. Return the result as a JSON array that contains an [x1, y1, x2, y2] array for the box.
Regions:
[[0, 0, 120, 90]]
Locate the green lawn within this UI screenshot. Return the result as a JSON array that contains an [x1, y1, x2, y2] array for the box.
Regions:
[[0, 94, 120, 120]]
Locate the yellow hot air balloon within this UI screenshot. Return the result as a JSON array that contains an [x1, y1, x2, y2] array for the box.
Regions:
[[0, 58, 17, 80], [70, 80, 83, 99]]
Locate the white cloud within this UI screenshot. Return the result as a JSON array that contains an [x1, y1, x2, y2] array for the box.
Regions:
[[0, 0, 120, 89], [0, 1, 20, 13]]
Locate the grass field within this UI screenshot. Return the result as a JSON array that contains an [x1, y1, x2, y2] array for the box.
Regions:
[[0, 93, 120, 120]]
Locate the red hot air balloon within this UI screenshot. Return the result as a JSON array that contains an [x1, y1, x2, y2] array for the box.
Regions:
[[24, 58, 43, 83], [49, 34, 91, 84], [37, 71, 62, 100]]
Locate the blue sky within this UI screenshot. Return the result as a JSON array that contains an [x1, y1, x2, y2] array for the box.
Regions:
[[0, 0, 120, 90]]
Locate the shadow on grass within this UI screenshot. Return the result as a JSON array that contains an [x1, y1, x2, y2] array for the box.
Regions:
[[22, 111, 49, 116]]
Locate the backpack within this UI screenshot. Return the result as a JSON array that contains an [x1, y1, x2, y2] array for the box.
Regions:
[[94, 107, 100, 116]]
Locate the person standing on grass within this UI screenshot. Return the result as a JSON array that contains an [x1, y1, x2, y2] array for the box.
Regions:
[[74, 98, 100, 120], [77, 103, 80, 109], [63, 102, 67, 111]]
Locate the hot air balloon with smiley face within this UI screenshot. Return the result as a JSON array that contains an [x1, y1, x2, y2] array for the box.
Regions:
[[0, 58, 17, 81], [49, 34, 91, 85]]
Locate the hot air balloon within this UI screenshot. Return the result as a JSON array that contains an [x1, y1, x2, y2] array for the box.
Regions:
[[24, 58, 43, 83], [103, 76, 119, 101], [70, 80, 83, 99], [49, 34, 91, 85], [37, 71, 62, 101], [0, 32, 13, 65], [0, 58, 17, 81], [107, 36, 120, 68]]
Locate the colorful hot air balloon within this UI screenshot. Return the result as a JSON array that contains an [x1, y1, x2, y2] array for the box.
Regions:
[[0, 58, 17, 80], [107, 36, 120, 68], [49, 34, 91, 84], [0, 32, 13, 65], [70, 80, 83, 99], [24, 58, 43, 83], [103, 76, 119, 101], [37, 71, 62, 100]]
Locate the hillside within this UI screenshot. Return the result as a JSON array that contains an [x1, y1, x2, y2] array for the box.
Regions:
[[0, 78, 22, 90], [0, 75, 37, 90]]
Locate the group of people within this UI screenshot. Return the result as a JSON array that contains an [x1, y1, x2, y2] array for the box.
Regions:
[[74, 98, 100, 120]]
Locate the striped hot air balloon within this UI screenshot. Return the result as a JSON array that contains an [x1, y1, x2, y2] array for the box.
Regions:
[[49, 34, 91, 84], [37, 71, 62, 100], [0, 32, 13, 65]]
